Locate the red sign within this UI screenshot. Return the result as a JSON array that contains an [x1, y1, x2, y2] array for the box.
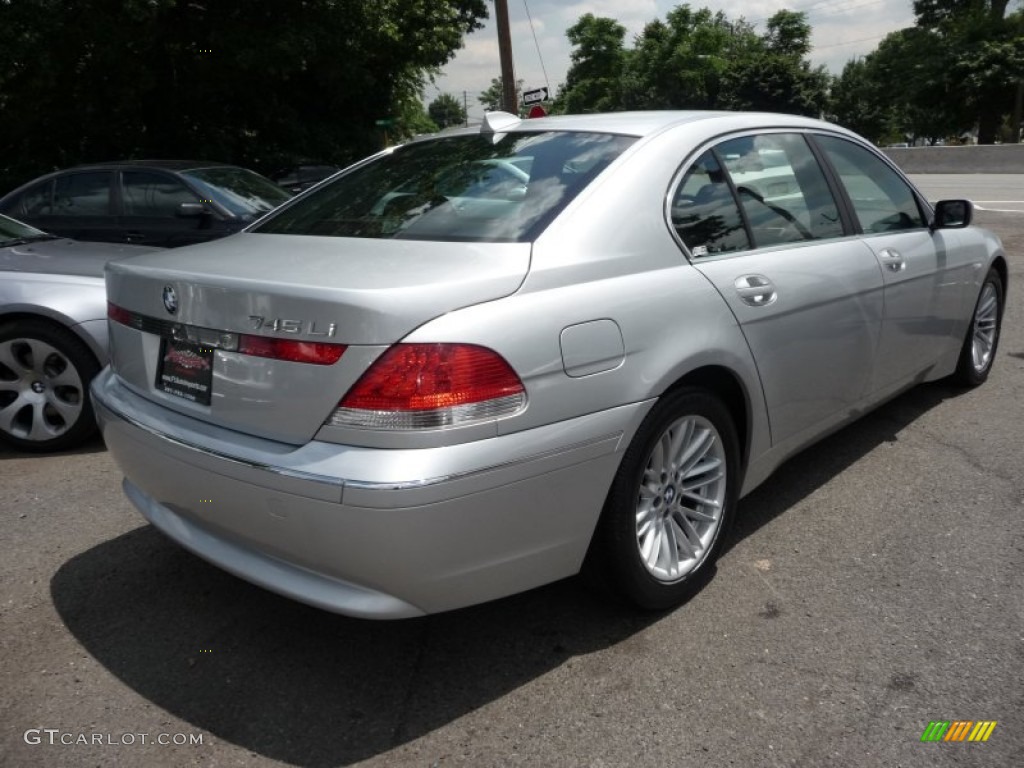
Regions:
[[528, 105, 547, 119]]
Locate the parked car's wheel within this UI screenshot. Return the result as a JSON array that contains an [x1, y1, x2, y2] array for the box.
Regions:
[[952, 268, 1004, 387], [0, 320, 100, 452], [591, 387, 740, 611]]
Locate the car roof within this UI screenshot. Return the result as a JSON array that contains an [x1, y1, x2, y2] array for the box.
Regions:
[[71, 160, 241, 172], [434, 110, 849, 142]]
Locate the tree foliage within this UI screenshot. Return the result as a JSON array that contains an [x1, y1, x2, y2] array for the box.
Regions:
[[556, 6, 828, 118], [428, 92, 467, 128], [559, 14, 628, 114], [829, 0, 1024, 144], [478, 76, 524, 112], [0, 0, 487, 190]]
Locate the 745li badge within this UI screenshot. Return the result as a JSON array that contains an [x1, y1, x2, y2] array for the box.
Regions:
[[247, 316, 337, 337]]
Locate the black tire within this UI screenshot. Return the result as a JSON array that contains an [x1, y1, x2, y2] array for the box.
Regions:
[[0, 319, 100, 452], [588, 387, 740, 611], [951, 268, 1004, 387]]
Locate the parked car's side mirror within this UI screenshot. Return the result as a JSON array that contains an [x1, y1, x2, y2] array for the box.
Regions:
[[931, 199, 972, 230], [177, 202, 208, 218]]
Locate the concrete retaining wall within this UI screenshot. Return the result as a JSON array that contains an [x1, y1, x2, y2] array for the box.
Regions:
[[883, 144, 1024, 174]]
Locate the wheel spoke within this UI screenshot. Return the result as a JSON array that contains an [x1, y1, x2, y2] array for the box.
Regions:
[[666, 418, 694, 467], [45, 393, 82, 423], [668, 514, 696, 559], [640, 525, 661, 570], [0, 397, 30, 433], [679, 432, 716, 478], [26, 405, 60, 440], [47, 364, 82, 389], [0, 342, 26, 375]]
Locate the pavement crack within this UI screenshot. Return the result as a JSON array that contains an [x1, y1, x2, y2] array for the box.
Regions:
[[389, 617, 432, 747]]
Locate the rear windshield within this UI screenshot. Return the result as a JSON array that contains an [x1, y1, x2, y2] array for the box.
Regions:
[[254, 131, 636, 242]]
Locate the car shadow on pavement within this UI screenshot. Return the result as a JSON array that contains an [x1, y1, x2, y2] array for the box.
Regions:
[[0, 433, 106, 460], [50, 524, 657, 766], [49, 380, 961, 767], [727, 379, 960, 552]]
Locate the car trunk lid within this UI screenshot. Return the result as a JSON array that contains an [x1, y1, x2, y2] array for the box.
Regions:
[[105, 233, 530, 444]]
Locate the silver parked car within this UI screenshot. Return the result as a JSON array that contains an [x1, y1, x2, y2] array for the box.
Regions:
[[0, 214, 157, 451], [92, 111, 1007, 618]]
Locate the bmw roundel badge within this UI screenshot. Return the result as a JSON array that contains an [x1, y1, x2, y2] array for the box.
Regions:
[[162, 285, 178, 315]]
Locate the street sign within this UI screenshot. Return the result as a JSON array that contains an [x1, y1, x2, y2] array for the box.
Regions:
[[374, 118, 394, 127], [522, 87, 548, 105]]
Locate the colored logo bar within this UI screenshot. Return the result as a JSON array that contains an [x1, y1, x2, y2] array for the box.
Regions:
[[920, 721, 997, 742]]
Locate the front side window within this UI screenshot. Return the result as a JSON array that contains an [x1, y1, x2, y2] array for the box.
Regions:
[[121, 171, 201, 217], [52, 172, 111, 216], [255, 131, 636, 243], [815, 135, 926, 234], [1, 181, 54, 217], [181, 167, 291, 219]]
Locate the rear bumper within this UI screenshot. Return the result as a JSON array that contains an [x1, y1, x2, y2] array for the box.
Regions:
[[92, 368, 650, 618]]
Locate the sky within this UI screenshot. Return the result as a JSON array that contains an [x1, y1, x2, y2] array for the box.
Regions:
[[428, 0, 917, 121]]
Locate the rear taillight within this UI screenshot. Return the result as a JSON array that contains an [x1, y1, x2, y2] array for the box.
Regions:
[[327, 343, 526, 429], [107, 302, 133, 327], [237, 335, 345, 365]]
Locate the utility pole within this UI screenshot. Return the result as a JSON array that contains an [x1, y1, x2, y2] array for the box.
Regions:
[[495, 0, 518, 115], [463, 90, 469, 127]]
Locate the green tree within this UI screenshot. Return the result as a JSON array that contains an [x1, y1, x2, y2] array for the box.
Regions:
[[624, 7, 746, 110], [829, 59, 897, 144], [559, 14, 628, 113], [720, 10, 830, 117], [0, 0, 487, 190], [428, 92, 467, 128], [912, 0, 1024, 143], [478, 76, 524, 112], [395, 97, 439, 139]]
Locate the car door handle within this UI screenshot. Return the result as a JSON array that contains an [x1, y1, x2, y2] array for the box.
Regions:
[[734, 274, 777, 307], [878, 248, 906, 272]]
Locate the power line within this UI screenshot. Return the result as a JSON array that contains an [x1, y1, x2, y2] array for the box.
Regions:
[[814, 32, 888, 50], [522, 0, 550, 95]]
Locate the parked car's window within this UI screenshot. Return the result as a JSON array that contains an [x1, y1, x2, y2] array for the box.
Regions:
[[717, 133, 843, 246], [671, 150, 750, 256], [121, 171, 202, 217], [5, 180, 55, 217], [180, 167, 291, 219], [815, 135, 926, 233], [51, 172, 111, 217], [255, 131, 636, 243]]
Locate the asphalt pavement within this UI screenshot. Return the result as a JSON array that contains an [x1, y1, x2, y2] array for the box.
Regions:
[[2, 210, 1022, 768]]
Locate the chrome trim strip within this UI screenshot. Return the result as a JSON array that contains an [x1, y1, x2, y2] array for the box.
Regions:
[[101, 390, 622, 494], [343, 432, 623, 491]]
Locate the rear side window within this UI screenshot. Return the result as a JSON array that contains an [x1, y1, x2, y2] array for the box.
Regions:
[[52, 172, 112, 216], [815, 135, 926, 233], [122, 171, 201, 217], [671, 151, 750, 256], [255, 132, 636, 243]]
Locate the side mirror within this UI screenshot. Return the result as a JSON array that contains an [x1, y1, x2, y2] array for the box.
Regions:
[[931, 199, 972, 230], [177, 202, 208, 218]]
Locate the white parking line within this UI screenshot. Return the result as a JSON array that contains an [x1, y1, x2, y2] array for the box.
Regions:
[[974, 205, 1024, 213]]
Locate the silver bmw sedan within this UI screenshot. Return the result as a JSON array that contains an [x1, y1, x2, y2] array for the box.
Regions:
[[92, 111, 1007, 618]]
